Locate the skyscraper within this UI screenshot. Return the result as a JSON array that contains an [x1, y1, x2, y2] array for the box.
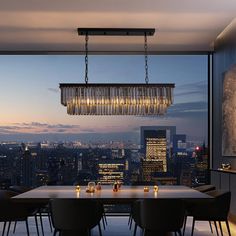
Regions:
[[98, 159, 125, 184], [21, 144, 35, 187], [140, 126, 176, 182], [140, 126, 176, 153], [173, 134, 187, 156], [145, 130, 167, 172]]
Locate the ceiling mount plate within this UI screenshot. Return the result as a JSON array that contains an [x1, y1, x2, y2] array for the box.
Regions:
[[77, 28, 155, 36]]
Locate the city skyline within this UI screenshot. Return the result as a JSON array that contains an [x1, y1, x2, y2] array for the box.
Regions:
[[0, 55, 208, 142]]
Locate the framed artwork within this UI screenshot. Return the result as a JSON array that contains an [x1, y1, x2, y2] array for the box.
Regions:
[[222, 65, 236, 156]]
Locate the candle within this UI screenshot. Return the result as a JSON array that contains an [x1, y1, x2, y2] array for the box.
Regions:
[[154, 185, 159, 192], [144, 186, 149, 192], [75, 185, 81, 192]]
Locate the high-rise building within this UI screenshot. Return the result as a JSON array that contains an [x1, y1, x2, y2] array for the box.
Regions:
[[98, 159, 125, 184], [140, 126, 176, 182], [141, 159, 164, 182], [140, 126, 176, 154], [21, 145, 36, 187], [173, 134, 187, 156], [145, 131, 167, 171]]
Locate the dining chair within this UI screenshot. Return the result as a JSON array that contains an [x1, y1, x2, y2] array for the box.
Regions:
[[131, 200, 143, 236], [9, 185, 53, 236], [140, 199, 186, 236], [182, 184, 216, 234], [0, 190, 39, 236], [50, 199, 103, 236], [183, 190, 231, 236]]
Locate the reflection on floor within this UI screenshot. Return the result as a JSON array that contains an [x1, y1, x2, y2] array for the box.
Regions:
[[0, 216, 235, 235]]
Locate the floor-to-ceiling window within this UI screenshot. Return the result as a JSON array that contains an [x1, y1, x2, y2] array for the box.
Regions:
[[0, 55, 208, 188]]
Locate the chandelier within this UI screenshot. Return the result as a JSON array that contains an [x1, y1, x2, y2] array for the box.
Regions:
[[60, 28, 175, 115]]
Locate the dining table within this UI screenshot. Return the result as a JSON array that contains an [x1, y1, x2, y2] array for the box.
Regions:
[[13, 185, 212, 204]]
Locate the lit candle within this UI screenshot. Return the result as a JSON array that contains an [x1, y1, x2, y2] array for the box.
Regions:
[[76, 185, 81, 192], [154, 185, 159, 192], [144, 186, 149, 192]]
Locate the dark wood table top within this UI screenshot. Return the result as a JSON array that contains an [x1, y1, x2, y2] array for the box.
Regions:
[[13, 185, 212, 203]]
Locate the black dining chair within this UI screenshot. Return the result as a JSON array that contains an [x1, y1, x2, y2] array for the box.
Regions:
[[50, 199, 103, 236], [182, 184, 217, 234], [131, 200, 143, 236], [0, 190, 39, 236], [140, 199, 186, 236], [183, 190, 231, 236], [9, 185, 53, 236]]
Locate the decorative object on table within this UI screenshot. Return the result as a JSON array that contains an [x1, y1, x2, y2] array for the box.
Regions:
[[75, 185, 81, 192], [222, 65, 236, 156], [86, 181, 96, 193], [153, 185, 159, 192], [59, 28, 175, 116], [221, 163, 231, 170], [113, 180, 119, 192], [143, 186, 149, 192], [117, 180, 121, 189], [96, 182, 102, 191]]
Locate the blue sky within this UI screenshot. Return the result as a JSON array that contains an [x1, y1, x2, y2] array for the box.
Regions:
[[0, 55, 208, 143]]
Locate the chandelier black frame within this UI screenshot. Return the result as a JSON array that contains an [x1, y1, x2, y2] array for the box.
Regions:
[[60, 28, 175, 115]]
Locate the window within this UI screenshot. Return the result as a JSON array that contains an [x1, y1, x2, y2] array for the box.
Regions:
[[0, 55, 208, 188]]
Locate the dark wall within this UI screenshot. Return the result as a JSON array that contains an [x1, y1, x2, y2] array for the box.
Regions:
[[212, 21, 236, 219]]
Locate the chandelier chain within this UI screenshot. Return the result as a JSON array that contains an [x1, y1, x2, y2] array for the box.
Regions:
[[144, 33, 149, 84], [85, 33, 89, 84]]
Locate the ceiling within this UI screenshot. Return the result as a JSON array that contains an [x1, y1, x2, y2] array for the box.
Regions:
[[0, 0, 236, 53]]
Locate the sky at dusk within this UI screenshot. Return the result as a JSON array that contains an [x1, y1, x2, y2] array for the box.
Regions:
[[0, 55, 208, 143]]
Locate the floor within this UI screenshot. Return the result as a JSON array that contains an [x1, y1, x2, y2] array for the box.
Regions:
[[0, 216, 235, 236]]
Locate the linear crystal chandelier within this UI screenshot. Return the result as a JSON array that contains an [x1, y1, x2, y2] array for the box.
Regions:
[[60, 28, 175, 115]]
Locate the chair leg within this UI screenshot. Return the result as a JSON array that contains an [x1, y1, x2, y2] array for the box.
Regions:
[[214, 221, 219, 236], [219, 222, 223, 236], [178, 229, 182, 236], [53, 229, 58, 236], [129, 218, 133, 230], [2, 222, 6, 236], [35, 215, 40, 236], [103, 212, 108, 225], [128, 213, 132, 225], [13, 221, 17, 234], [191, 218, 195, 236], [98, 222, 102, 236], [133, 223, 137, 236], [209, 221, 213, 233], [48, 212, 53, 232], [182, 216, 187, 236], [101, 216, 106, 230], [39, 211, 45, 236], [226, 220, 231, 236], [6, 221, 11, 236], [25, 219, 30, 236]]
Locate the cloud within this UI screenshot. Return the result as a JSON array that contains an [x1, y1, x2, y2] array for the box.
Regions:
[[166, 101, 207, 118], [140, 101, 207, 120], [175, 80, 207, 97], [56, 129, 67, 133], [48, 88, 59, 93], [0, 122, 81, 134], [31, 122, 48, 127], [0, 128, 19, 134], [80, 128, 97, 133]]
